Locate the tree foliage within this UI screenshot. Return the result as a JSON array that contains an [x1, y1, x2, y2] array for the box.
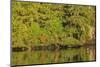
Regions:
[[12, 1, 96, 47]]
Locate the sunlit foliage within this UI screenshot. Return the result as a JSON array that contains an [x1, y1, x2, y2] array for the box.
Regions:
[[12, 1, 96, 47]]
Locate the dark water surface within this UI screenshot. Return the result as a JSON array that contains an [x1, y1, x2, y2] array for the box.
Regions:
[[12, 45, 96, 66]]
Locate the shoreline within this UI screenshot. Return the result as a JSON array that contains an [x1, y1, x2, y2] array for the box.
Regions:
[[12, 44, 95, 52]]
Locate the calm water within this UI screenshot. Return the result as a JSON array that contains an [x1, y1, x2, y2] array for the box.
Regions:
[[12, 45, 96, 66]]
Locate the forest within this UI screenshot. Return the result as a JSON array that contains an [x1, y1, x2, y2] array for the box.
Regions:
[[11, 0, 96, 65], [12, 1, 96, 49]]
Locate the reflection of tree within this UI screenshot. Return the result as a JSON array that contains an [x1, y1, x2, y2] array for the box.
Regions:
[[54, 50, 60, 63], [12, 46, 96, 65], [86, 46, 96, 61], [40, 51, 47, 64]]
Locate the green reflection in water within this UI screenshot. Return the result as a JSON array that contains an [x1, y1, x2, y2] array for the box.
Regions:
[[12, 46, 96, 65]]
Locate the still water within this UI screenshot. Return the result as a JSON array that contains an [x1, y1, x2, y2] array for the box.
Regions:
[[12, 45, 96, 66]]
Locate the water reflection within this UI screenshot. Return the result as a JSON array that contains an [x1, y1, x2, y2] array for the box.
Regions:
[[12, 46, 96, 65]]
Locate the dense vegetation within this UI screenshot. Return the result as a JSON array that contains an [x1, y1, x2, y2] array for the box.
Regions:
[[12, 1, 96, 47]]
